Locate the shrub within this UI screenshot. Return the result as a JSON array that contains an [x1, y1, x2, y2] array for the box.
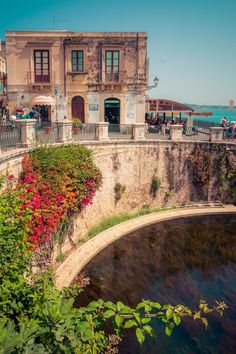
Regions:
[[150, 175, 161, 198], [114, 182, 126, 202]]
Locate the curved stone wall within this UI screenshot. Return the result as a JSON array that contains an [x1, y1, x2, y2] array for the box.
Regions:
[[55, 206, 236, 288], [1, 140, 236, 254]]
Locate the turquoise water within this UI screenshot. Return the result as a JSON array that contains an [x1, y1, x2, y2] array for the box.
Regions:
[[183, 108, 236, 125]]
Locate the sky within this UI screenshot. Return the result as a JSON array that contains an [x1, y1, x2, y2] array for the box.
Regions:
[[1, 0, 236, 105]]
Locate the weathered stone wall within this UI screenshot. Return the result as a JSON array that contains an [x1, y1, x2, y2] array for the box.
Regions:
[[68, 141, 236, 252], [1, 141, 235, 254]]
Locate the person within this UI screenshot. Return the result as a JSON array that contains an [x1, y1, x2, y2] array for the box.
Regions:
[[18, 107, 30, 119], [29, 107, 40, 121], [221, 116, 227, 129], [230, 121, 235, 140]]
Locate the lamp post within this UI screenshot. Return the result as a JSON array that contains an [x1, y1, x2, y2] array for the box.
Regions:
[[147, 76, 159, 90]]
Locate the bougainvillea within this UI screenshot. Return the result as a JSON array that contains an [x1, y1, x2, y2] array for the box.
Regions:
[[13, 145, 102, 254]]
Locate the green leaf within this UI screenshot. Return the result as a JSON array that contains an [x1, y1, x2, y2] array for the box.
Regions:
[[115, 314, 123, 327], [166, 308, 172, 320], [116, 301, 124, 312], [103, 310, 115, 319], [136, 328, 145, 344], [165, 325, 173, 336], [133, 313, 141, 324], [173, 314, 181, 326], [124, 320, 137, 329], [141, 317, 151, 325], [143, 325, 155, 336]]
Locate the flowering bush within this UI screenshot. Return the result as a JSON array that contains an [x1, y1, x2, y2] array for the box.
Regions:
[[14, 145, 102, 252]]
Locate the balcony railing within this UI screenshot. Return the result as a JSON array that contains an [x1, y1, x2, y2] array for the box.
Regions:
[[27, 71, 55, 85]]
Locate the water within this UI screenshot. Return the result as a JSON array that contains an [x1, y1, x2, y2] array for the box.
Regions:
[[75, 214, 236, 354], [183, 108, 236, 125]]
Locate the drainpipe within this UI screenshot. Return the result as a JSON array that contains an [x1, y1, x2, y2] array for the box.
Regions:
[[63, 38, 67, 97]]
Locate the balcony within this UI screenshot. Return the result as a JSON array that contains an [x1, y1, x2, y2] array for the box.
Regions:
[[27, 71, 55, 92]]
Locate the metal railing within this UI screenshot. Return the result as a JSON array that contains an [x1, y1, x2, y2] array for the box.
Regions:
[[0, 121, 21, 151], [72, 124, 96, 141], [35, 122, 59, 144], [108, 124, 133, 139], [145, 125, 170, 140]]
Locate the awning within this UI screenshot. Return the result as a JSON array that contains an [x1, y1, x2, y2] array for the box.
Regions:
[[31, 96, 55, 106]]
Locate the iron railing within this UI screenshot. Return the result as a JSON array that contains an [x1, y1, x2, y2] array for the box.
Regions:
[[108, 124, 133, 139], [145, 125, 170, 140], [0, 121, 21, 151], [72, 124, 96, 141], [35, 122, 59, 144]]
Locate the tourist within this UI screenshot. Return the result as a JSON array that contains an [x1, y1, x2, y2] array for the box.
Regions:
[[221, 116, 228, 129], [230, 121, 235, 140], [18, 107, 30, 119]]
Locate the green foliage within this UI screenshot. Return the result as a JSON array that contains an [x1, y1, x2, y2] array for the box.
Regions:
[[150, 175, 161, 198], [114, 183, 126, 202], [0, 146, 228, 353], [72, 117, 82, 128], [85, 206, 182, 241]]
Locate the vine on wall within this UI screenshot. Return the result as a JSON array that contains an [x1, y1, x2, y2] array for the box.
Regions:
[[188, 144, 236, 203]]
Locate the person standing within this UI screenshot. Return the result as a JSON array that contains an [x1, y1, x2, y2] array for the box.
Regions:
[[230, 121, 235, 140]]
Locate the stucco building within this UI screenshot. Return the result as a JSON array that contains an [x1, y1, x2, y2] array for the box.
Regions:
[[0, 40, 7, 114], [6, 31, 148, 123]]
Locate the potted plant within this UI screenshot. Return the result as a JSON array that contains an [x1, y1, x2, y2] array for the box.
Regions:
[[72, 117, 82, 134]]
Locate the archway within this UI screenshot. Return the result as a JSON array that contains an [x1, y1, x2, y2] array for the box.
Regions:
[[72, 96, 85, 123], [104, 98, 120, 124]]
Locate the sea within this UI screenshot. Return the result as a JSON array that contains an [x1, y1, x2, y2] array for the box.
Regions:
[[183, 108, 236, 125]]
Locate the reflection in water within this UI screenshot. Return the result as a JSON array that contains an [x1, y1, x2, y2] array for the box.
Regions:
[[75, 215, 236, 354]]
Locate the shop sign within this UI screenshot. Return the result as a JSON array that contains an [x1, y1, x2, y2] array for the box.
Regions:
[[89, 104, 99, 111]]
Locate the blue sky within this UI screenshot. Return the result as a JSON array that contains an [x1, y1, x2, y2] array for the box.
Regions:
[[1, 0, 236, 105]]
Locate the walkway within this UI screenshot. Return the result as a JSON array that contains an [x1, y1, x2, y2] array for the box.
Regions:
[[55, 205, 236, 289]]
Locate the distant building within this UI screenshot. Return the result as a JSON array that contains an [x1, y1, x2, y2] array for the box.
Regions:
[[146, 98, 194, 114], [0, 40, 7, 114], [6, 31, 148, 123]]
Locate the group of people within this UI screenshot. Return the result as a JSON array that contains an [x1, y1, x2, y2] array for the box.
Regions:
[[220, 117, 236, 140], [17, 107, 41, 121]]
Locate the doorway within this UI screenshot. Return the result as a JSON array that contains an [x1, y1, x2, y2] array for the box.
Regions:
[[104, 98, 120, 124], [72, 96, 85, 123]]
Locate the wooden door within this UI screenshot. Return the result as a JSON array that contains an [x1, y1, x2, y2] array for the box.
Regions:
[[72, 96, 85, 122]]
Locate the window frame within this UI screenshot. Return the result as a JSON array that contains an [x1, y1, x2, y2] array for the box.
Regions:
[[105, 50, 120, 82], [71, 50, 84, 73], [34, 50, 50, 83]]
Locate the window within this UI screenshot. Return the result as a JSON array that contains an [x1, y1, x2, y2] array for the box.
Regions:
[[105, 51, 119, 82], [71, 50, 84, 72], [34, 50, 50, 83]]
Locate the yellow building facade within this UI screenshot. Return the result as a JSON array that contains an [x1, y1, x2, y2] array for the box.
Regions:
[[6, 31, 148, 123]]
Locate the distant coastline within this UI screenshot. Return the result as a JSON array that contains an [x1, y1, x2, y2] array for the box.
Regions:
[[185, 104, 235, 110]]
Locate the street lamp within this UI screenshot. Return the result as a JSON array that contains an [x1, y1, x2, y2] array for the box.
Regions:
[[147, 76, 159, 90]]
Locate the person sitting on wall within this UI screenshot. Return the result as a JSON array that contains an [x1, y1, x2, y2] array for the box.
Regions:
[[18, 107, 30, 119]]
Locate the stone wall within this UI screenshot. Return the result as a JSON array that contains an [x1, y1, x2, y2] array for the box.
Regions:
[[68, 140, 236, 252], [1, 141, 235, 254]]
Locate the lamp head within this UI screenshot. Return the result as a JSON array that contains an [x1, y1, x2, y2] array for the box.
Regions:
[[154, 76, 159, 87]]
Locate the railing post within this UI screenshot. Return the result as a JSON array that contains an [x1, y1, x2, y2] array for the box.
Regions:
[[16, 119, 37, 148], [169, 124, 183, 141], [95, 122, 109, 141], [57, 121, 73, 143], [132, 123, 146, 140], [209, 127, 224, 142]]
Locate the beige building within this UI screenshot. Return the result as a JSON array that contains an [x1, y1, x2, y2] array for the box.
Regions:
[[0, 40, 7, 114], [6, 31, 148, 123]]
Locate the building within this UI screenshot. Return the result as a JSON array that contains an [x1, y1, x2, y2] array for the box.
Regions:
[[0, 40, 7, 116], [6, 31, 148, 123]]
